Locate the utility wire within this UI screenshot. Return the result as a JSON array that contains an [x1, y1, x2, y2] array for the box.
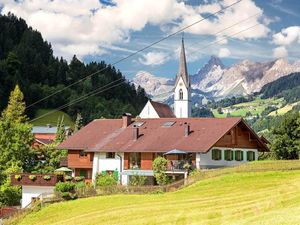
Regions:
[[29, 23, 259, 123], [26, 0, 243, 109]]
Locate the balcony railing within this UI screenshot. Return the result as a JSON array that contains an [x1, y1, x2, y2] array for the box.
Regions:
[[11, 173, 64, 186], [167, 160, 194, 171]]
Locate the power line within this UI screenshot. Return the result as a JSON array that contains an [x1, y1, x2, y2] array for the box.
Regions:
[[26, 0, 243, 109], [29, 23, 259, 123]]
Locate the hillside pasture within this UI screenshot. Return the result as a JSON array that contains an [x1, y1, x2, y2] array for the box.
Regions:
[[212, 98, 284, 118], [18, 161, 300, 225], [31, 109, 74, 127]]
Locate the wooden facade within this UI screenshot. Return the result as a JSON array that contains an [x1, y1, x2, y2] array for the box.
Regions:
[[215, 124, 261, 149], [68, 150, 94, 169]]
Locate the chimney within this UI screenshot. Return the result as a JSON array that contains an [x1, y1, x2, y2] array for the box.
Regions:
[[122, 113, 132, 128], [184, 122, 190, 137], [133, 125, 139, 140]]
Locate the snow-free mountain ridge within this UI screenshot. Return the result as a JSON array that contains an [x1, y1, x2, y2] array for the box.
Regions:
[[133, 56, 300, 105]]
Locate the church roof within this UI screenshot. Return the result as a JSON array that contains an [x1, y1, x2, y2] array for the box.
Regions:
[[150, 100, 175, 118], [175, 38, 189, 88]]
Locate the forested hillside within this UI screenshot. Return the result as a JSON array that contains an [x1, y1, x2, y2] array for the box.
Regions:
[[0, 13, 148, 123], [259, 72, 300, 102]]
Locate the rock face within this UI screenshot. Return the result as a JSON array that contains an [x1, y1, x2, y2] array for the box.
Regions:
[[132, 56, 300, 103]]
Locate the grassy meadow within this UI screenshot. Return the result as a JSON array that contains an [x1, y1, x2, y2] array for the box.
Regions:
[[212, 98, 283, 118], [18, 161, 300, 225], [31, 109, 74, 127]]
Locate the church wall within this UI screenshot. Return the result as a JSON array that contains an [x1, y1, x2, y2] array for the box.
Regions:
[[174, 77, 191, 118], [139, 100, 160, 118]]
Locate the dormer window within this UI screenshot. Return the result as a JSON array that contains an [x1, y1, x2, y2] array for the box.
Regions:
[[179, 89, 183, 100]]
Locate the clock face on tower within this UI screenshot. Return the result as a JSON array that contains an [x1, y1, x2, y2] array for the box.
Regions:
[[179, 82, 183, 86]]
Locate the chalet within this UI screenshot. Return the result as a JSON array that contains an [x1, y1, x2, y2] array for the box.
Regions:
[[58, 115, 269, 184], [58, 39, 269, 185]]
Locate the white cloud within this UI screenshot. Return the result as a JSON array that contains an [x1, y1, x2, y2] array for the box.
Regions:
[[1, 0, 270, 60], [272, 46, 288, 58], [138, 51, 169, 66], [172, 0, 270, 40], [218, 48, 231, 58], [272, 26, 300, 46]]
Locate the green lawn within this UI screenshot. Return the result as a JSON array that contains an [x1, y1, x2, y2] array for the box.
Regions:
[[19, 163, 300, 225], [212, 98, 284, 118], [31, 109, 74, 127]]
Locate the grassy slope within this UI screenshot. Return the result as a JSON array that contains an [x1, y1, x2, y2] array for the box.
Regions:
[[32, 109, 74, 127], [20, 165, 300, 225], [212, 98, 283, 118], [268, 101, 300, 116]]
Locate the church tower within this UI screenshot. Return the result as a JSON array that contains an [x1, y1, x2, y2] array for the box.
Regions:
[[174, 38, 191, 118]]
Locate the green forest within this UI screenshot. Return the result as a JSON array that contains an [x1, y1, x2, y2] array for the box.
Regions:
[[0, 13, 148, 124]]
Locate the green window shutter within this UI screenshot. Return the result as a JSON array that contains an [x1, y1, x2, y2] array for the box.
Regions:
[[212, 149, 221, 160], [241, 151, 244, 161], [80, 169, 86, 177]]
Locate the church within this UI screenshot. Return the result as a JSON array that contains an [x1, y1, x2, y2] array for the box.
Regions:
[[139, 39, 191, 119]]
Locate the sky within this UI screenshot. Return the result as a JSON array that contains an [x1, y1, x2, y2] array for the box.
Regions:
[[1, 0, 300, 79]]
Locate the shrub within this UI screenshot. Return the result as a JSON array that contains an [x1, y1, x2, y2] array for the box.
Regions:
[[29, 175, 37, 181], [65, 175, 72, 181], [96, 173, 117, 187], [74, 176, 84, 182], [55, 182, 76, 193], [14, 174, 22, 181], [153, 157, 169, 185], [129, 174, 147, 186], [43, 175, 51, 181], [55, 182, 77, 200]]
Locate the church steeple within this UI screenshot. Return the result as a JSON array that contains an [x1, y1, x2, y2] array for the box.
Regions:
[[175, 37, 190, 88], [173, 37, 191, 118]]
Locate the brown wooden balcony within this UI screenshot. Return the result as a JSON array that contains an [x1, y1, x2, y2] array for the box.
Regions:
[[11, 173, 64, 186]]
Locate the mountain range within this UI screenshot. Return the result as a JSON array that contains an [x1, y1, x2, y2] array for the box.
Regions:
[[133, 56, 300, 105]]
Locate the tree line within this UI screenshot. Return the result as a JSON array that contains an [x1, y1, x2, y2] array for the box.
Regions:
[[0, 13, 148, 124]]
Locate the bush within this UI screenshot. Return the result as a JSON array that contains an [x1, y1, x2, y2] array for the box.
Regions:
[[129, 174, 147, 186], [29, 175, 37, 181], [153, 157, 170, 185], [43, 175, 51, 181], [55, 182, 77, 200], [55, 182, 76, 193], [96, 173, 117, 187]]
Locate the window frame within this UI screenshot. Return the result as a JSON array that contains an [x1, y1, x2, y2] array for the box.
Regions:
[[247, 151, 255, 161], [106, 152, 115, 159], [224, 150, 233, 161], [211, 149, 222, 161], [179, 89, 183, 100], [235, 150, 244, 161]]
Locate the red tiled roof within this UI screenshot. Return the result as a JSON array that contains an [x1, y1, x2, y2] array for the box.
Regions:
[[58, 117, 269, 153], [150, 101, 175, 118]]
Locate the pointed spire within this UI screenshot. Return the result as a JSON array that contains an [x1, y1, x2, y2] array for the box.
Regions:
[[175, 36, 189, 88]]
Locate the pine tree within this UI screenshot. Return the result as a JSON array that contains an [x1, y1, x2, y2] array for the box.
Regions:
[[74, 113, 83, 133], [0, 86, 34, 206], [1, 84, 27, 123]]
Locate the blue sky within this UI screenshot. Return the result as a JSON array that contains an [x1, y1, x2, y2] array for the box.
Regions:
[[1, 0, 300, 79]]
